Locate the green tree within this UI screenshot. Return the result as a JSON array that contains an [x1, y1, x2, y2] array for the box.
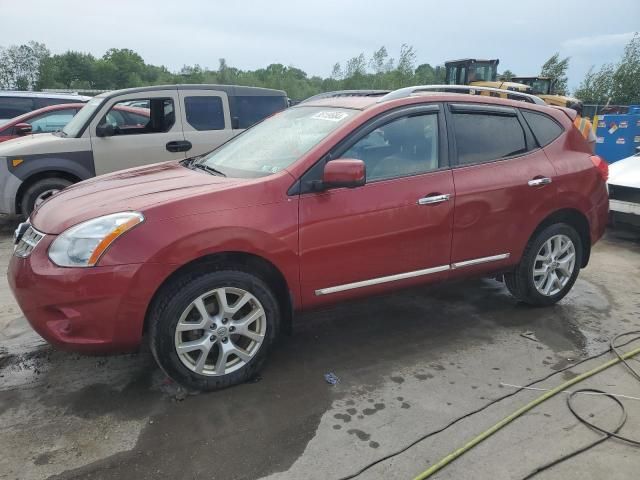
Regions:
[[611, 32, 640, 104], [540, 53, 570, 94], [499, 69, 516, 81], [574, 64, 614, 104], [101, 48, 146, 88], [330, 62, 343, 80], [0, 41, 49, 90], [369, 46, 393, 74]]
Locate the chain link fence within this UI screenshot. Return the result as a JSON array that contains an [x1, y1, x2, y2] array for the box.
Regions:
[[584, 104, 631, 119]]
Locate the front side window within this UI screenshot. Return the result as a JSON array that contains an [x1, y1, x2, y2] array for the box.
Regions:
[[232, 95, 287, 129], [452, 112, 528, 165], [184, 96, 225, 131], [97, 98, 172, 135], [342, 114, 439, 181], [198, 106, 357, 178], [28, 109, 77, 133]]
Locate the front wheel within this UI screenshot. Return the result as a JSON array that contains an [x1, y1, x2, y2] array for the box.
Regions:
[[21, 177, 72, 215], [505, 223, 583, 306], [149, 270, 280, 391]]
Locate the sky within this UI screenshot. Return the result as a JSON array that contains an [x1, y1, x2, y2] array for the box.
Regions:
[[1, 0, 638, 91]]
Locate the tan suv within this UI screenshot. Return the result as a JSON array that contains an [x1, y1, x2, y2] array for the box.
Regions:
[[0, 85, 287, 215]]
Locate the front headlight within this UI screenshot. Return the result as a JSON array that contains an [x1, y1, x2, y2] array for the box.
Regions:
[[48, 212, 144, 267]]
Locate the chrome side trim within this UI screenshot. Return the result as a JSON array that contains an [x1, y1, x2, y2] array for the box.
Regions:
[[314, 264, 450, 296], [451, 253, 510, 269], [314, 253, 511, 296]]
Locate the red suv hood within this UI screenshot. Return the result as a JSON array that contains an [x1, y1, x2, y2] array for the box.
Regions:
[[31, 161, 242, 234]]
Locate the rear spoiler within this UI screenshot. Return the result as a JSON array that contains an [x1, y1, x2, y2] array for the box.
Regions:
[[550, 105, 577, 122]]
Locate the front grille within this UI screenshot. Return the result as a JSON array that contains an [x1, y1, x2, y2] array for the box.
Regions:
[[14, 226, 45, 258], [609, 184, 640, 204]]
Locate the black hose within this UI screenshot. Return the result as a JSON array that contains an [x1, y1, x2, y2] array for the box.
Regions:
[[336, 333, 640, 480], [522, 332, 640, 479]]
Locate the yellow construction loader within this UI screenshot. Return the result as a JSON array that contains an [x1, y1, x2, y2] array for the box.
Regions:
[[511, 76, 579, 107], [444, 59, 533, 94]]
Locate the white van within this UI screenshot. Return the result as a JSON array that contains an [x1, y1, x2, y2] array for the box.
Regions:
[[0, 84, 287, 215]]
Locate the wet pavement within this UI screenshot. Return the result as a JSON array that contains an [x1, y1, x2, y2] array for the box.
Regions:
[[1, 214, 639, 480]]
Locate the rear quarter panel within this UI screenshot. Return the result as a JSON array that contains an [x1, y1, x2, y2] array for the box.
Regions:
[[541, 115, 609, 243]]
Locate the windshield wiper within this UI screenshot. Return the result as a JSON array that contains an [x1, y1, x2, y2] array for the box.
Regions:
[[191, 162, 227, 177]]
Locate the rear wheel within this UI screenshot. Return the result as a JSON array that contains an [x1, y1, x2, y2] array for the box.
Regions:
[[21, 177, 72, 215], [149, 270, 280, 391], [505, 223, 583, 306]]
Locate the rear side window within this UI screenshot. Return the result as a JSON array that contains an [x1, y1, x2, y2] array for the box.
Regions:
[[232, 96, 287, 129], [184, 96, 225, 131], [452, 113, 528, 165], [0, 97, 34, 119], [521, 110, 563, 147]]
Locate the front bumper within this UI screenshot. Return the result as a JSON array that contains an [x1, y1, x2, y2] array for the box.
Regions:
[[609, 199, 640, 216], [7, 234, 175, 353]]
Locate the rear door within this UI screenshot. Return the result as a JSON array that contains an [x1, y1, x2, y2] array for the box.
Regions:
[[89, 89, 185, 175], [178, 89, 236, 157], [446, 103, 557, 276]]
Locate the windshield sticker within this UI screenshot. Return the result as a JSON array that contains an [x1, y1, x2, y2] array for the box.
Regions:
[[311, 111, 350, 122]]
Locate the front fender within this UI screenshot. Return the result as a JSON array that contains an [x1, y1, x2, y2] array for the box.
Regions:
[[100, 201, 301, 305], [7, 150, 96, 182]]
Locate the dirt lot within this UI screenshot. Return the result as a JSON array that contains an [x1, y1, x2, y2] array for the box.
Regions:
[[1, 215, 639, 480]]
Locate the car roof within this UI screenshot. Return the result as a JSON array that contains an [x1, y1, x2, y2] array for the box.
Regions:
[[0, 91, 92, 101], [297, 96, 381, 110], [95, 84, 287, 100], [445, 58, 498, 64], [299, 91, 557, 113]]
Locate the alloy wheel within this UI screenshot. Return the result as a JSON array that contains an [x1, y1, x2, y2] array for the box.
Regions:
[[532, 234, 576, 296], [174, 287, 267, 376]]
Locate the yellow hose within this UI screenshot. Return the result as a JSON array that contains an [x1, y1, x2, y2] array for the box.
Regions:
[[412, 345, 640, 480]]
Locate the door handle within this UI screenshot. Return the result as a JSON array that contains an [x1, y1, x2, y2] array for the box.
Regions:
[[166, 140, 192, 153], [528, 177, 552, 187], [417, 193, 451, 205]]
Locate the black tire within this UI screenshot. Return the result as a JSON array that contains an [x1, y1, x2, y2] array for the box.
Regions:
[[505, 223, 583, 306], [21, 177, 72, 215], [149, 270, 280, 392]]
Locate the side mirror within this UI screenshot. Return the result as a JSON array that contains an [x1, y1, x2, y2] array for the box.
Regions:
[[14, 123, 32, 136], [322, 159, 366, 189], [96, 123, 115, 138]]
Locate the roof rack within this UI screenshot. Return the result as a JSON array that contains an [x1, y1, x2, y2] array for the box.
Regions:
[[301, 90, 390, 104], [378, 85, 546, 105]]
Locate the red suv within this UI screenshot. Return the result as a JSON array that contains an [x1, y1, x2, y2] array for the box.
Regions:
[[8, 87, 609, 391]]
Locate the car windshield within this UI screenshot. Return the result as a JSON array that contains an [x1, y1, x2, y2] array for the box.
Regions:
[[196, 106, 357, 178], [61, 97, 104, 137]]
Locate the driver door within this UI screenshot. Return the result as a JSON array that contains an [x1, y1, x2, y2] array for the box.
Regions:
[[298, 105, 455, 308], [89, 89, 186, 175]]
